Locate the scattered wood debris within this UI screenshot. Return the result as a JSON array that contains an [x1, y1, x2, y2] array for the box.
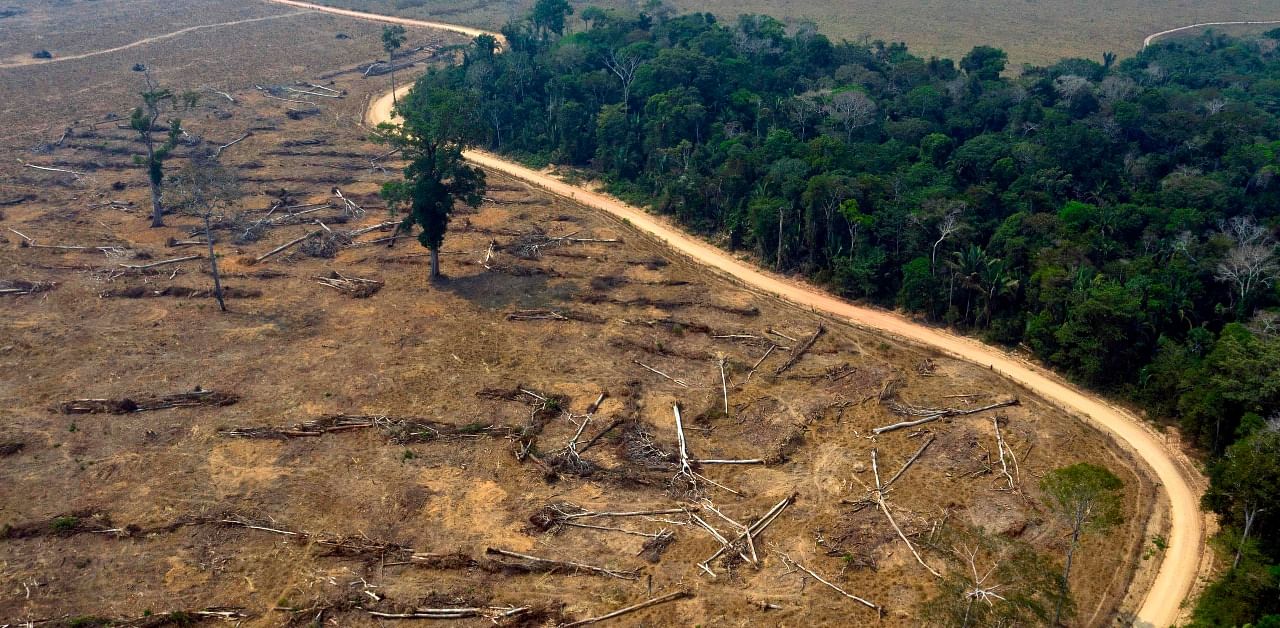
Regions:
[[0, 279, 56, 296], [219, 414, 516, 441], [314, 271, 383, 297], [874, 398, 1019, 434], [57, 389, 238, 414], [101, 285, 261, 299], [485, 547, 639, 580], [774, 325, 825, 375]]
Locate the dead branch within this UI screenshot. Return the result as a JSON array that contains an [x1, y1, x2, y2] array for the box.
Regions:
[[484, 547, 639, 580], [773, 325, 825, 375], [871, 449, 942, 578], [745, 344, 777, 383], [213, 131, 252, 158], [578, 418, 625, 454], [332, 187, 365, 217], [119, 255, 201, 270], [634, 360, 689, 388], [253, 230, 318, 264], [993, 416, 1016, 491], [883, 435, 935, 491], [561, 590, 692, 627], [775, 551, 880, 613], [347, 220, 400, 237], [699, 493, 795, 576], [718, 356, 729, 413], [365, 607, 528, 620], [18, 158, 84, 178], [284, 86, 342, 99], [873, 398, 1019, 434], [701, 500, 757, 565], [766, 327, 797, 342], [314, 271, 383, 298]]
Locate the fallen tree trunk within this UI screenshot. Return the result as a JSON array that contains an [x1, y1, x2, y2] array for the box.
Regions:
[[562, 590, 692, 627], [773, 325, 824, 375], [872, 398, 1019, 435]]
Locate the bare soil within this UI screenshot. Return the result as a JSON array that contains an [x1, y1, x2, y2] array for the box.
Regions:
[[0, 3, 1159, 626]]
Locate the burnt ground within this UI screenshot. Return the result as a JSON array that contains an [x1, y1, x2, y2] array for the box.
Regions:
[[0, 3, 1160, 626]]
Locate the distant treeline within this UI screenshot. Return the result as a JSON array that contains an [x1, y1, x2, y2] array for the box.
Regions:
[[408, 8, 1280, 622]]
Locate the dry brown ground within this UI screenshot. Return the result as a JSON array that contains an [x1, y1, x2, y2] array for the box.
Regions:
[[0, 2, 1161, 626], [314, 0, 1273, 66]]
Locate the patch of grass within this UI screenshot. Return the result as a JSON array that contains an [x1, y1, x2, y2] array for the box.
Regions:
[[458, 422, 491, 435], [51, 515, 80, 533]]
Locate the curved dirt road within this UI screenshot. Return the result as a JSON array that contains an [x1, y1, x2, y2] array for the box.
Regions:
[[1144, 19, 1280, 47], [274, 1, 1207, 625], [0, 12, 307, 69]]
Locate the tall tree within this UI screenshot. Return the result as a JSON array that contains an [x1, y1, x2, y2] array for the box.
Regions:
[[382, 25, 407, 106], [530, 0, 573, 39], [129, 66, 186, 228], [1204, 421, 1280, 569], [1040, 463, 1124, 625], [376, 83, 486, 279], [164, 156, 238, 312]]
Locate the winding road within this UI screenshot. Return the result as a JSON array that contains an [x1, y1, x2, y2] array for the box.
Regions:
[[0, 12, 308, 69], [272, 1, 1207, 624], [1144, 20, 1280, 47]]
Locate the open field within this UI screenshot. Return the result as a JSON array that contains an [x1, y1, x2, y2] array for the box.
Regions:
[[312, 0, 1274, 66], [0, 0, 461, 148], [0, 3, 1165, 624]]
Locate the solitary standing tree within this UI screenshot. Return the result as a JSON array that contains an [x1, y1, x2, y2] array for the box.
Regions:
[[376, 84, 486, 280], [164, 156, 238, 312], [382, 25, 407, 106], [130, 65, 186, 228], [1040, 463, 1124, 626]]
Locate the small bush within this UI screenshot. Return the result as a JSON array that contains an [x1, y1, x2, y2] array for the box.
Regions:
[[50, 515, 79, 533]]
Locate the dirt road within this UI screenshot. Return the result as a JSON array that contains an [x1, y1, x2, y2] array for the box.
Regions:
[[277, 1, 1208, 625], [0, 12, 307, 69], [1143, 19, 1280, 47]]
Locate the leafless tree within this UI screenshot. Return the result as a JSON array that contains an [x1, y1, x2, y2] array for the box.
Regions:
[[931, 204, 963, 274], [1052, 75, 1092, 100], [165, 156, 238, 312], [786, 94, 822, 140], [825, 90, 877, 141], [1204, 97, 1229, 116], [1098, 76, 1137, 104], [1215, 216, 1279, 308], [603, 49, 643, 113]]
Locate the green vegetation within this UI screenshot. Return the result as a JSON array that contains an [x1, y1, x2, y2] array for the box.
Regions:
[[1040, 463, 1124, 623], [51, 515, 80, 533], [375, 84, 486, 279], [381, 24, 406, 105], [129, 66, 192, 228], [396, 10, 1280, 620]]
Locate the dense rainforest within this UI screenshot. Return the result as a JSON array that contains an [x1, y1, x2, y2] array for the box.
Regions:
[[405, 4, 1280, 623]]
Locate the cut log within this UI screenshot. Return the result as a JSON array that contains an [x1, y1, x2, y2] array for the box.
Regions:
[[119, 255, 201, 270], [773, 325, 824, 375], [872, 399, 1019, 434], [561, 590, 692, 627]]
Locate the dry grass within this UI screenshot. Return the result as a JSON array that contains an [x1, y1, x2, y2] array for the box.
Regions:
[[0, 2, 1162, 625]]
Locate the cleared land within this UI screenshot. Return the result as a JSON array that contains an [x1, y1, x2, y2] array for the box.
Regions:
[[2, 1, 1163, 625], [313, 0, 1273, 66]]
